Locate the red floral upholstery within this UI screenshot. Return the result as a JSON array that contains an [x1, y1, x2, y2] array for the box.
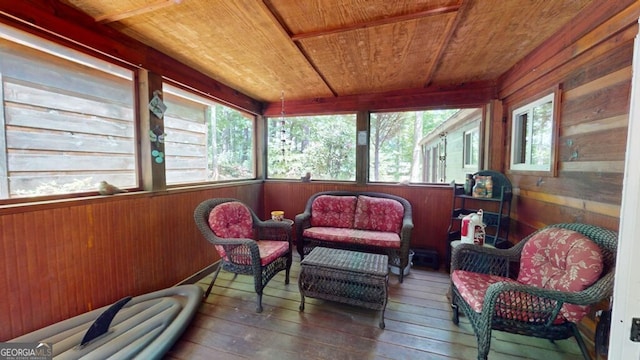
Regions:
[[517, 228, 603, 321], [353, 195, 403, 233], [452, 270, 519, 313], [208, 201, 253, 238], [452, 228, 603, 323], [452, 270, 567, 324], [303, 227, 401, 248], [310, 195, 357, 228], [208, 201, 254, 260], [224, 240, 290, 266]]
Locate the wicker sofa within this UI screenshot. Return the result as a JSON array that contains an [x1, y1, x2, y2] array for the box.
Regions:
[[295, 191, 413, 282]]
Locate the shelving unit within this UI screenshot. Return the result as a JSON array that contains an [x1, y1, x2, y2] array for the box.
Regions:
[[446, 170, 512, 269]]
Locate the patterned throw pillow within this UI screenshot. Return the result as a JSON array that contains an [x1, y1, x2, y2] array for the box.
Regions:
[[310, 195, 357, 228], [353, 195, 403, 233]]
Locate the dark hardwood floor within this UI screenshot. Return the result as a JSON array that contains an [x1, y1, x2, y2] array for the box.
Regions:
[[166, 256, 585, 360]]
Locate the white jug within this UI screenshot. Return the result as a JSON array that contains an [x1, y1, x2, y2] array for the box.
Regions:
[[460, 209, 486, 245]]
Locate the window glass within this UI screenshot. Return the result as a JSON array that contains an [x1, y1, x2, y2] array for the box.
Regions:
[[0, 24, 136, 199], [267, 114, 356, 180], [371, 110, 459, 183], [163, 84, 255, 184], [464, 128, 479, 167], [511, 93, 554, 171]]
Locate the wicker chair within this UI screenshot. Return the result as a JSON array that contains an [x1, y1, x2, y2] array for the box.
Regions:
[[450, 223, 617, 360], [194, 198, 293, 313]]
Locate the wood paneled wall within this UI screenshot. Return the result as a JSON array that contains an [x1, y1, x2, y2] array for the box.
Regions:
[[495, 2, 638, 345], [0, 183, 261, 341], [498, 1, 639, 238]]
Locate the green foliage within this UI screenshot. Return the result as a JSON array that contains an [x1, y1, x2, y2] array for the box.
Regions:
[[266, 110, 460, 182], [370, 109, 459, 182], [210, 105, 254, 180], [268, 115, 356, 180]]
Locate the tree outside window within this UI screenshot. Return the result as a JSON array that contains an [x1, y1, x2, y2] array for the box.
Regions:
[[267, 114, 356, 181], [511, 93, 554, 172], [369, 110, 458, 183], [163, 84, 255, 185]]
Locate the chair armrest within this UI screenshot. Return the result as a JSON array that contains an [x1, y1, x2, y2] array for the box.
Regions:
[[482, 275, 613, 326], [216, 238, 261, 265], [255, 220, 291, 242], [451, 244, 519, 277], [295, 211, 312, 240], [482, 281, 566, 325]]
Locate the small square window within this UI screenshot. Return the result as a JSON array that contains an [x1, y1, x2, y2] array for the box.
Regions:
[[510, 92, 556, 172]]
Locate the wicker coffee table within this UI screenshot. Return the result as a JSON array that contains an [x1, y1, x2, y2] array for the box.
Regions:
[[298, 247, 389, 329]]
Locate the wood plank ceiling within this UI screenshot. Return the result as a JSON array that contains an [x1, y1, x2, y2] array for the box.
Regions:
[[61, 0, 594, 103]]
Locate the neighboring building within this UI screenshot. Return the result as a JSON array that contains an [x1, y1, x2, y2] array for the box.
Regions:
[[419, 108, 482, 183]]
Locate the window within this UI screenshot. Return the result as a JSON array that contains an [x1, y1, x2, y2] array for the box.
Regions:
[[510, 93, 555, 171], [163, 84, 255, 185], [463, 128, 479, 167], [267, 114, 356, 180], [373, 109, 459, 183], [0, 24, 136, 199]]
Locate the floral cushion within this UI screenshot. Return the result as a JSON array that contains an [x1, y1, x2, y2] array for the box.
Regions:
[[310, 195, 357, 228], [224, 240, 289, 266], [208, 201, 254, 259], [353, 195, 403, 233], [208, 201, 254, 239], [517, 228, 603, 322], [303, 227, 401, 248], [452, 270, 520, 314], [452, 270, 566, 324]]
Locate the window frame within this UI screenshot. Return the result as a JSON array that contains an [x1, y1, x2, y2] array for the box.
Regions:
[[463, 127, 479, 168], [266, 113, 357, 182], [0, 23, 138, 203], [162, 82, 257, 186], [509, 86, 561, 176]]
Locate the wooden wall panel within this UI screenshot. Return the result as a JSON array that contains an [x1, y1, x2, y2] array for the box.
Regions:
[[0, 182, 261, 341], [263, 181, 454, 259], [499, 14, 636, 237]]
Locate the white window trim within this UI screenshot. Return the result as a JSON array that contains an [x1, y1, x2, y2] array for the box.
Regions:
[[463, 128, 479, 168], [510, 93, 555, 172]]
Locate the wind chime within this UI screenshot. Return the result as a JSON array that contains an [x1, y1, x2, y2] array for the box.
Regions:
[[279, 90, 287, 161]]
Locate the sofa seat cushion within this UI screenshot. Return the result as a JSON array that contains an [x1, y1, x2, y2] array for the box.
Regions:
[[354, 195, 404, 233], [452, 270, 565, 324], [517, 227, 603, 322], [303, 227, 401, 248], [310, 195, 357, 228]]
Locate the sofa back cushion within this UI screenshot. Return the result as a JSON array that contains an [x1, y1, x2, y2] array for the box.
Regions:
[[310, 195, 357, 228], [353, 195, 404, 233], [517, 227, 603, 322]]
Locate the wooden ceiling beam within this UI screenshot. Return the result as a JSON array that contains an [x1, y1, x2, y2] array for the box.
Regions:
[[262, 0, 338, 97], [0, 0, 262, 114], [262, 80, 497, 116], [290, 5, 460, 41], [423, 0, 470, 87], [95, 0, 182, 24]]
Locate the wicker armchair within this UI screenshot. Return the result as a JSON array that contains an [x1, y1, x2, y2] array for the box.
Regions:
[[194, 198, 293, 313], [450, 223, 617, 360]]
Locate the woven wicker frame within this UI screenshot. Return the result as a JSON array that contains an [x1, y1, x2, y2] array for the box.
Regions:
[[450, 223, 617, 360], [298, 247, 389, 329], [295, 191, 413, 283], [194, 198, 293, 313]]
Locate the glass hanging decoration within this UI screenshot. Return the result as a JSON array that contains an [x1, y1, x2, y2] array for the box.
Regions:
[[279, 90, 286, 161]]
